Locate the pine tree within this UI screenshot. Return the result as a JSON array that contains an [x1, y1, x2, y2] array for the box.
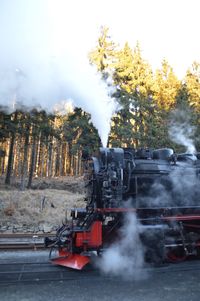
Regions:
[[153, 59, 181, 111], [62, 107, 101, 174], [113, 42, 153, 96], [89, 26, 117, 79], [110, 42, 156, 148], [185, 61, 200, 113]]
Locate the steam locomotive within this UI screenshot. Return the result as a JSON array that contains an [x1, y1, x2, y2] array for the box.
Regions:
[[45, 147, 200, 269]]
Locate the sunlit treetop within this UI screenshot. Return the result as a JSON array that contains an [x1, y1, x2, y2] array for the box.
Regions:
[[185, 61, 200, 113], [153, 59, 181, 111]]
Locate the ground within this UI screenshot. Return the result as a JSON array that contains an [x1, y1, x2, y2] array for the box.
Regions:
[[1, 250, 200, 301], [0, 176, 86, 233]]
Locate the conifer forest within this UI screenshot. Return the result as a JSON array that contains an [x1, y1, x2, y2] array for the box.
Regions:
[[1, 27, 200, 187]]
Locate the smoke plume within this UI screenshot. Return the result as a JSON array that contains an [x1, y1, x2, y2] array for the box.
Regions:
[[0, 0, 116, 146], [97, 212, 146, 280]]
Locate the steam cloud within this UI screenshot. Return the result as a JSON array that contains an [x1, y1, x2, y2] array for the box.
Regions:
[[144, 166, 200, 208], [97, 212, 146, 280], [141, 112, 199, 207], [169, 110, 196, 154], [0, 0, 116, 146]]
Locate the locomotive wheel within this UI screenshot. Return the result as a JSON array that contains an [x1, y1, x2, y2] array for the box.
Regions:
[[167, 247, 187, 263]]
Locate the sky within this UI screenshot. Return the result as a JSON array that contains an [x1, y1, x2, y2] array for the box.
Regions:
[[0, 0, 199, 145], [49, 0, 200, 78], [1, 0, 199, 76]]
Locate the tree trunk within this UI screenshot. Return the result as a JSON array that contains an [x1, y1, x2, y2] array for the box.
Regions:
[[47, 137, 53, 177], [40, 145, 45, 177], [55, 140, 61, 176], [35, 132, 41, 177], [67, 142, 72, 175], [14, 136, 22, 177], [27, 135, 37, 189], [20, 130, 29, 190], [5, 134, 15, 185], [51, 136, 57, 177], [5, 111, 18, 185], [0, 147, 6, 176]]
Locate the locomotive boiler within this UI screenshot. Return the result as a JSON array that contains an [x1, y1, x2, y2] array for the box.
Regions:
[[45, 147, 200, 269]]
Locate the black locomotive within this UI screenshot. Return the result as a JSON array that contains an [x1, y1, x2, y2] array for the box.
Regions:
[[45, 147, 200, 269]]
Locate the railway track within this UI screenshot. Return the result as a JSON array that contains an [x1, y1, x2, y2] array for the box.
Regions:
[[1, 234, 200, 285], [0, 233, 55, 250], [1, 259, 200, 286], [0, 261, 99, 285]]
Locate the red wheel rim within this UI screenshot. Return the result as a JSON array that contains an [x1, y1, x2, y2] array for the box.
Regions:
[[167, 248, 187, 263]]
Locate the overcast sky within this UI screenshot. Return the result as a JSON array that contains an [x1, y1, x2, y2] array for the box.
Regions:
[[0, 0, 199, 145]]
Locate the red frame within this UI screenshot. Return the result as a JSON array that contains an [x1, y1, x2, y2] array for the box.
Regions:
[[75, 221, 102, 248]]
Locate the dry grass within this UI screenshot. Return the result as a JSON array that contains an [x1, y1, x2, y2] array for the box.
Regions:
[[0, 176, 86, 231], [0, 175, 85, 193], [3, 205, 15, 217]]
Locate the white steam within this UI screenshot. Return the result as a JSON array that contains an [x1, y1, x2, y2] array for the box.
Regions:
[[97, 213, 146, 280], [169, 110, 196, 154], [0, 0, 116, 146], [144, 164, 200, 208], [139, 111, 199, 208]]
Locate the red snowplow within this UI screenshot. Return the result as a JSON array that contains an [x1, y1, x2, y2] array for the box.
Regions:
[[46, 220, 102, 269]]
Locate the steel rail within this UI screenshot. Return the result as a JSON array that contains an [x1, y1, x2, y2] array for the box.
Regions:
[[0, 233, 55, 250], [1, 260, 200, 285], [0, 261, 97, 285], [0, 233, 55, 238]]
